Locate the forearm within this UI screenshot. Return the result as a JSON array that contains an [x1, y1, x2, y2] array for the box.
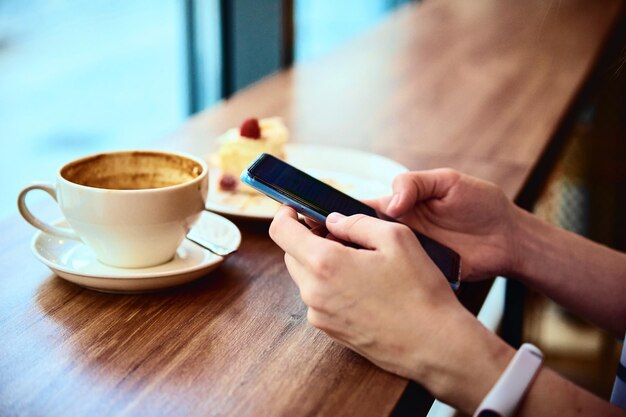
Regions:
[[422, 312, 626, 416], [516, 365, 626, 417], [511, 207, 626, 336]]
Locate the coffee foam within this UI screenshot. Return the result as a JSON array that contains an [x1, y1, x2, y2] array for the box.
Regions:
[[61, 151, 203, 190]]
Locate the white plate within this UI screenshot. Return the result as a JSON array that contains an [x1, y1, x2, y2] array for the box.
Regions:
[[205, 144, 408, 220], [31, 211, 241, 293]]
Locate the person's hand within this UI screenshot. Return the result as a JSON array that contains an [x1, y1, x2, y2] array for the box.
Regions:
[[269, 206, 513, 413], [369, 169, 521, 281]]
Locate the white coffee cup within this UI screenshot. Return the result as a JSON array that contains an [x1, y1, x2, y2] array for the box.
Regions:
[[18, 150, 209, 268]]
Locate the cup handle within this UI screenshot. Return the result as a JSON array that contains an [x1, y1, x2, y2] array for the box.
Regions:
[[17, 183, 80, 240]]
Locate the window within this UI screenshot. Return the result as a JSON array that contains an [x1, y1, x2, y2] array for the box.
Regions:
[[295, 0, 411, 62], [0, 0, 201, 219]]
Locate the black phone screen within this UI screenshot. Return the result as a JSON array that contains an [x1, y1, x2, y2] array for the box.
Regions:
[[248, 154, 377, 218]]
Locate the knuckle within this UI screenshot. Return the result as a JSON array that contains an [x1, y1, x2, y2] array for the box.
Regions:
[[396, 171, 413, 184], [439, 167, 461, 181], [387, 223, 413, 244], [268, 218, 279, 241], [283, 252, 291, 266], [301, 287, 325, 310], [306, 309, 325, 329], [309, 248, 338, 279]]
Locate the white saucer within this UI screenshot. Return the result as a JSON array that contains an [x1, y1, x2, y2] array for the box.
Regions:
[[31, 211, 241, 293]]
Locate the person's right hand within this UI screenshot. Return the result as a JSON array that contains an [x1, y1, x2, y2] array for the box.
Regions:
[[369, 169, 521, 281]]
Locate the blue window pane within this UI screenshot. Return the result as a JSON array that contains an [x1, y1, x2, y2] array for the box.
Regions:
[[295, 0, 399, 62], [0, 0, 186, 219]]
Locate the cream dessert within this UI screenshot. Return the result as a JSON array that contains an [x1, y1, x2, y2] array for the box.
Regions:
[[218, 117, 288, 191]]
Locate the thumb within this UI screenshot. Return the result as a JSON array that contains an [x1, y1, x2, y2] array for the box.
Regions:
[[362, 196, 392, 213], [386, 169, 460, 217], [325, 212, 409, 250]]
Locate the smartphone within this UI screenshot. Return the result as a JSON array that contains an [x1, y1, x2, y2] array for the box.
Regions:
[[241, 153, 461, 290]]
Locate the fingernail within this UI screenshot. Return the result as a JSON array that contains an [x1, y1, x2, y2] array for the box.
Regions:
[[389, 193, 401, 210], [327, 212, 345, 223]]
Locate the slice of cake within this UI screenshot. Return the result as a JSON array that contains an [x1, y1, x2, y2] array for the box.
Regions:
[[218, 117, 288, 192]]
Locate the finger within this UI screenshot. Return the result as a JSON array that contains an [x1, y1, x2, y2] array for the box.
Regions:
[[270, 206, 335, 265], [325, 212, 412, 250], [303, 217, 322, 229], [386, 169, 460, 217], [284, 253, 308, 289], [325, 232, 361, 249], [361, 197, 392, 214], [285, 254, 338, 314]]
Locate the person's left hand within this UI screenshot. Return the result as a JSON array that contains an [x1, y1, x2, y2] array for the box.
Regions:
[[269, 206, 515, 413], [270, 206, 470, 381]]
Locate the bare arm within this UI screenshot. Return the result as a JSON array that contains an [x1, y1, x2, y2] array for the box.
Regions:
[[422, 308, 625, 417], [512, 207, 626, 337]]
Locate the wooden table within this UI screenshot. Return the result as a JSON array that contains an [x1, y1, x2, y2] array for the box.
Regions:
[[2, 0, 623, 416]]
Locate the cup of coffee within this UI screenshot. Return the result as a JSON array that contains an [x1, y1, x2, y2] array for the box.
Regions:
[[18, 150, 209, 268]]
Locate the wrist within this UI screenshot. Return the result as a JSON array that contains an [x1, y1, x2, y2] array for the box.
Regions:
[[474, 343, 544, 417], [508, 207, 556, 283], [507, 206, 538, 279], [415, 310, 516, 414]]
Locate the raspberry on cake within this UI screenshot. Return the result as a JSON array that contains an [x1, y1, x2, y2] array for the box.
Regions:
[[217, 117, 288, 192], [240, 118, 261, 139]]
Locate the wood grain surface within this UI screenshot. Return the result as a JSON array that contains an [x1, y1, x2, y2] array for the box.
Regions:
[[1, 0, 623, 416]]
